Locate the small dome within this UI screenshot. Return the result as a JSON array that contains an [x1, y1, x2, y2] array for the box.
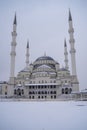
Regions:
[[20, 67, 30, 72], [59, 68, 69, 71]]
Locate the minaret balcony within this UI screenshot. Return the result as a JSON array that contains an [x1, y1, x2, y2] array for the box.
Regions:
[[26, 54, 29, 57], [11, 31, 17, 36], [68, 28, 74, 33], [70, 49, 76, 53], [69, 38, 75, 43], [64, 52, 68, 55], [64, 59, 68, 62], [11, 42, 17, 46], [10, 51, 16, 56]]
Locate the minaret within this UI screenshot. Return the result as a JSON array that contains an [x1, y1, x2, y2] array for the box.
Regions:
[[26, 40, 29, 68], [10, 13, 17, 84], [64, 39, 69, 70], [68, 9, 77, 75], [44, 52, 46, 56]]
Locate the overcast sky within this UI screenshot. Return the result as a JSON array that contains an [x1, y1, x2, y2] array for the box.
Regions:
[[0, 0, 87, 90]]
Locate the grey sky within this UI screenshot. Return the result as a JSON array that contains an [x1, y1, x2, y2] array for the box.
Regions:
[[0, 0, 87, 90]]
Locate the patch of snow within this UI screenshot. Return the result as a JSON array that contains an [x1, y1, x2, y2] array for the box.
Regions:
[[0, 101, 87, 130]]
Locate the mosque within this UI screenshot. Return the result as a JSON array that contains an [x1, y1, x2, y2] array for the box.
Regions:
[[0, 10, 79, 100]]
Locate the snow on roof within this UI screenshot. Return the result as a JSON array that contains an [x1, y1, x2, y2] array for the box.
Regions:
[[72, 89, 87, 94], [17, 84, 22, 87], [59, 68, 69, 71], [0, 81, 8, 84], [25, 83, 57, 86], [81, 89, 87, 93]]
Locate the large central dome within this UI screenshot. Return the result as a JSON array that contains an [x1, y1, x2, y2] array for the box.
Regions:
[[33, 55, 59, 71], [35, 56, 54, 62], [32, 55, 58, 77]]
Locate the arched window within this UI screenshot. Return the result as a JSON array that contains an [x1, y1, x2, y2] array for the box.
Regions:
[[14, 89, 16, 95], [62, 88, 64, 94], [45, 86, 47, 88], [42, 91, 44, 94], [32, 96, 34, 99], [53, 85, 56, 88], [17, 88, 21, 96], [50, 91, 53, 94], [54, 95, 56, 99], [5, 92, 7, 95], [38, 86, 40, 89], [33, 86, 35, 89], [33, 81, 35, 84], [30, 81, 32, 84], [69, 88, 72, 94], [45, 91, 47, 94], [65, 80, 67, 83], [45, 96, 47, 98], [51, 96, 53, 99], [38, 91, 40, 94], [29, 86, 31, 89], [50, 85, 52, 89], [54, 91, 56, 94], [5, 86, 7, 89], [38, 96, 40, 99], [19, 81, 21, 84], [65, 88, 68, 94], [22, 89, 24, 94], [54, 80, 56, 83], [50, 80, 52, 83], [30, 91, 32, 94], [41, 86, 43, 89], [29, 96, 31, 99], [29, 91, 31, 95], [32, 91, 34, 94], [42, 96, 43, 99], [42, 80, 44, 83]]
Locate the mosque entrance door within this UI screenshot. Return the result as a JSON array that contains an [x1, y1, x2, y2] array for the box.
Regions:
[[17, 88, 21, 96]]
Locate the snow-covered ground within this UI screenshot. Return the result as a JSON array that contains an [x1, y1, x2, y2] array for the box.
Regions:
[[0, 101, 87, 130]]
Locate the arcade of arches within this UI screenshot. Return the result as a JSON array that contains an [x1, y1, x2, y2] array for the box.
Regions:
[[62, 88, 72, 94]]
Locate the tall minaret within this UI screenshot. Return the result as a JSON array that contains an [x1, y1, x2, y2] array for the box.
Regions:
[[64, 39, 69, 70], [68, 9, 77, 75], [26, 40, 29, 68], [10, 13, 17, 84]]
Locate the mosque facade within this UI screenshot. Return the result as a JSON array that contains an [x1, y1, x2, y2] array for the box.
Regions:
[[0, 10, 79, 100]]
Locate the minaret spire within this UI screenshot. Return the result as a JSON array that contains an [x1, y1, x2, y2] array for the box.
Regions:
[[69, 8, 72, 21], [64, 38, 69, 70], [44, 52, 46, 57], [68, 9, 77, 75], [26, 40, 29, 68], [10, 13, 17, 84], [13, 13, 17, 25], [64, 38, 67, 47]]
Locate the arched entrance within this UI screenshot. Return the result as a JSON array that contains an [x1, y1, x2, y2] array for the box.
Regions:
[[65, 88, 68, 94], [14, 88, 24, 96], [62, 88, 72, 94]]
